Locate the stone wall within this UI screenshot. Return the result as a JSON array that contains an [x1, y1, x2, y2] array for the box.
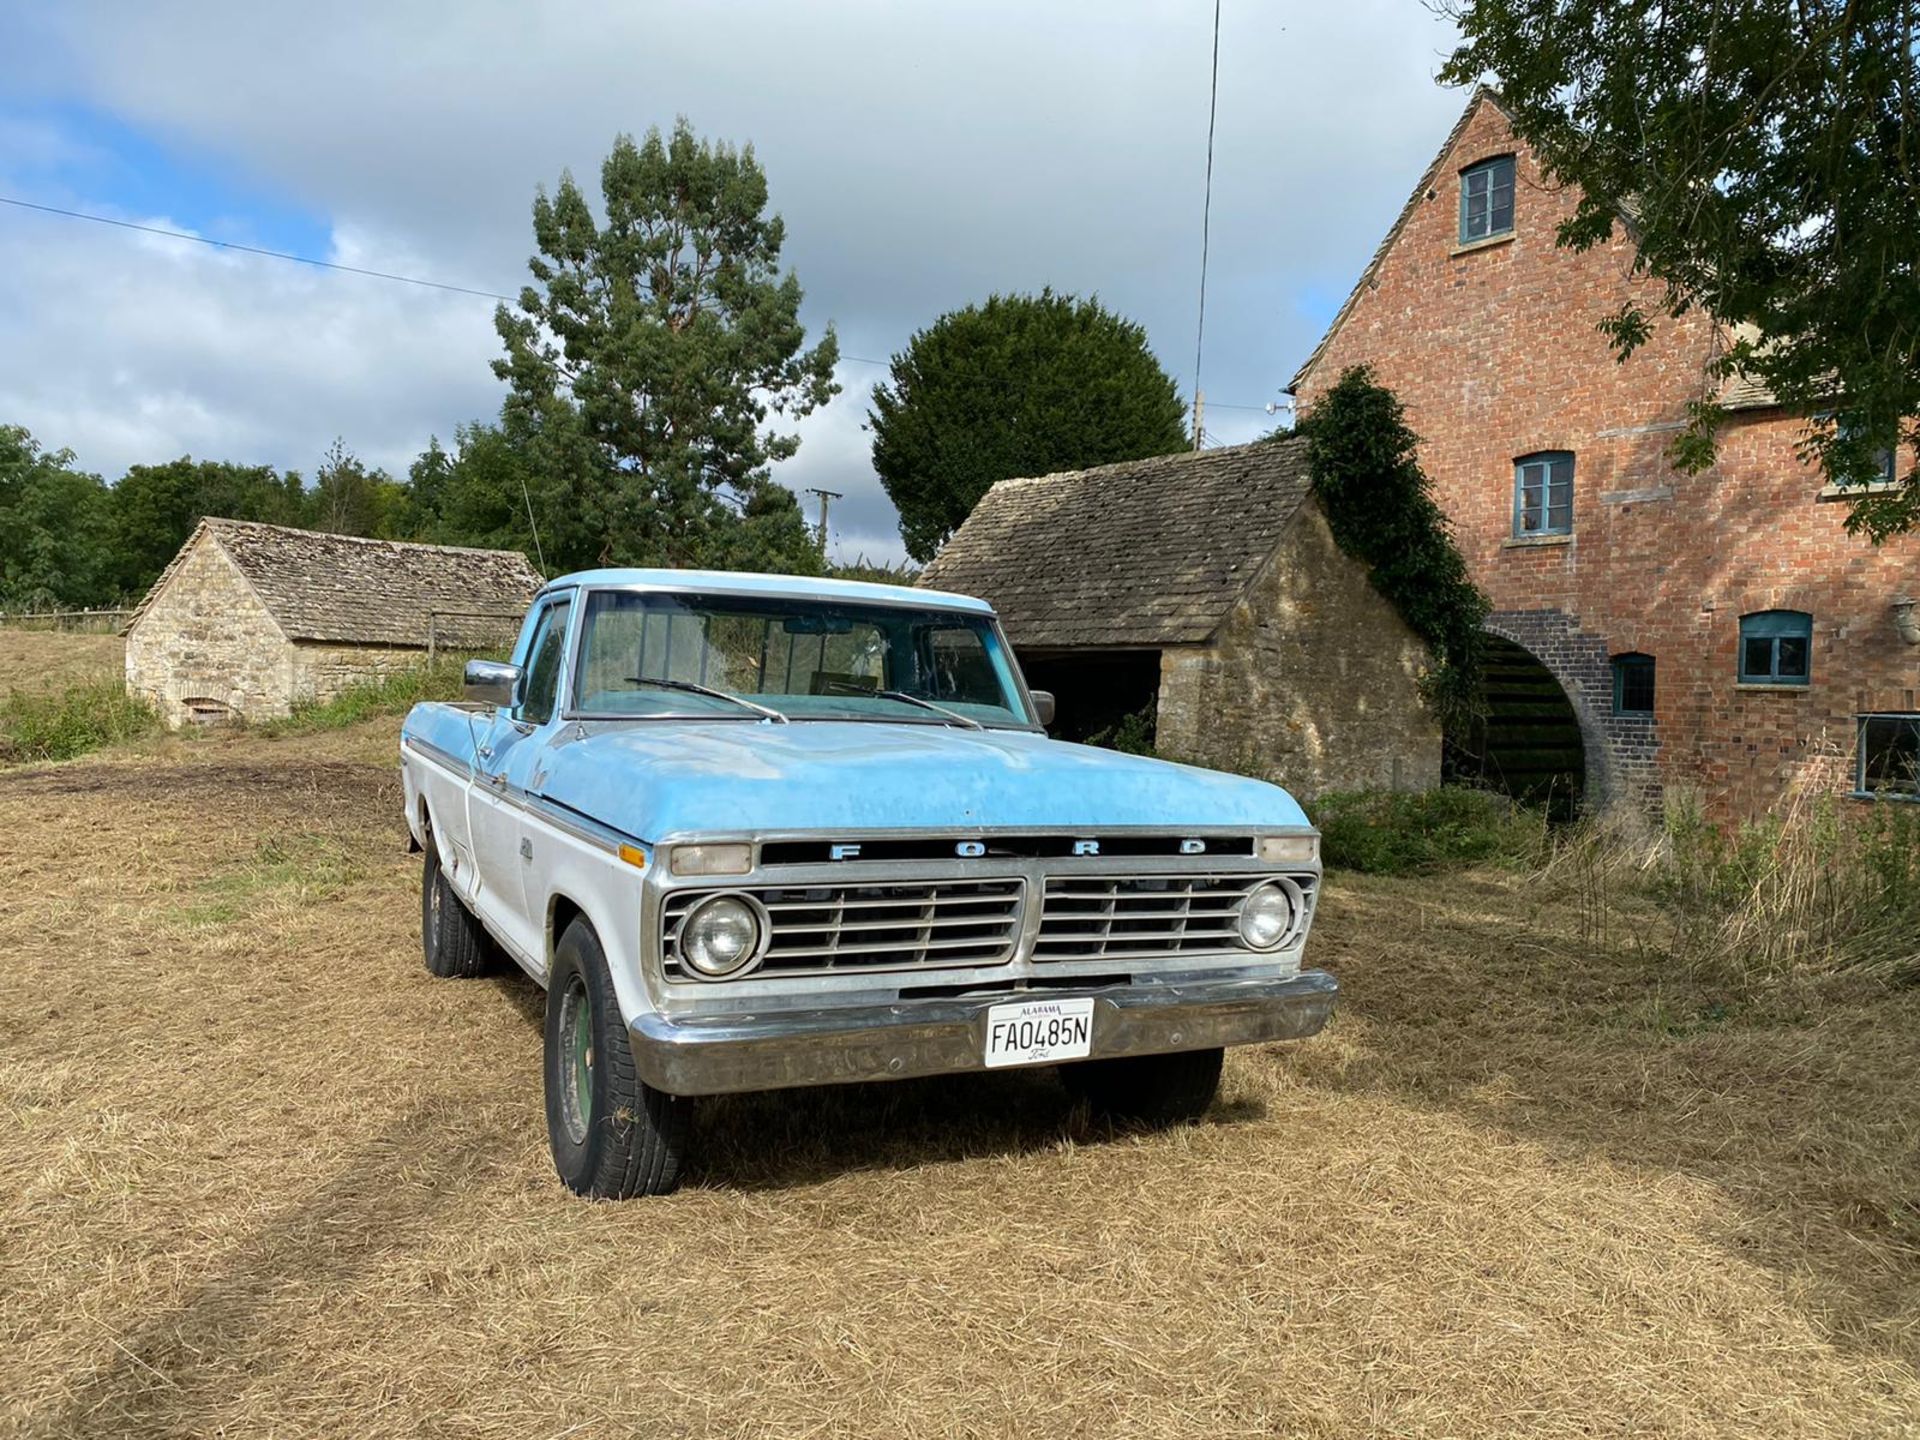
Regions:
[[1155, 503, 1442, 797], [289, 642, 428, 706], [1294, 94, 1920, 822], [125, 536, 291, 727]]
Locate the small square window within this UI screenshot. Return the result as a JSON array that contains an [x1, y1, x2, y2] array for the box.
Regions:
[[1514, 452, 1574, 536], [1612, 654, 1655, 715], [1461, 156, 1516, 243], [1857, 714, 1920, 797], [1738, 610, 1813, 686]]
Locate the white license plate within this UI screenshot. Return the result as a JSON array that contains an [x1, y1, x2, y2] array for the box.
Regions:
[[983, 997, 1095, 1069]]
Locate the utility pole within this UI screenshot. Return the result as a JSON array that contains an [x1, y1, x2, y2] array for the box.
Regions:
[[804, 488, 842, 560], [1191, 390, 1205, 451]]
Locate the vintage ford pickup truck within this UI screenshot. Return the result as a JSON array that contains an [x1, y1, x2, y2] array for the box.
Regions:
[[400, 570, 1335, 1197]]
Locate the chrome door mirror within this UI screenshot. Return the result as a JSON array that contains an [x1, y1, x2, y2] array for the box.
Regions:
[[464, 659, 521, 708], [1030, 689, 1056, 728]]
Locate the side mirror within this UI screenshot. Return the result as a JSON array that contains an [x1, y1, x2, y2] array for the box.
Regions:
[[1030, 689, 1056, 728], [465, 659, 521, 708]]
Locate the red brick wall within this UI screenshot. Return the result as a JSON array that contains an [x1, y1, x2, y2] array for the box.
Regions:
[[1294, 94, 1920, 822]]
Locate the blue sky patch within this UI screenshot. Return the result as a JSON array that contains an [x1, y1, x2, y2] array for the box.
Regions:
[[0, 101, 333, 258]]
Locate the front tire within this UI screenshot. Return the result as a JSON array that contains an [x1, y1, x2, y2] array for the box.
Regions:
[[545, 918, 691, 1198], [1061, 1047, 1225, 1126], [422, 841, 494, 979]]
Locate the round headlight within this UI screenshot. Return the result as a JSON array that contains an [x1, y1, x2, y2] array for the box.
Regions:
[[679, 894, 765, 978], [1236, 883, 1296, 951]]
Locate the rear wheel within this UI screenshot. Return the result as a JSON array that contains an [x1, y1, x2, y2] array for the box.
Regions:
[[545, 918, 691, 1198], [421, 841, 494, 978], [1061, 1047, 1224, 1126]]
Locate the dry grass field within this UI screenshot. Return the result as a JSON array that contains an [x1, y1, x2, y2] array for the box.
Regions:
[[0, 628, 122, 697], [2, 663, 1918, 1435]]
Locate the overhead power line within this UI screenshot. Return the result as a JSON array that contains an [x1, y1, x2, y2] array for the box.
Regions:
[[0, 194, 516, 301], [1, 191, 1287, 417], [1190, 0, 1223, 449]]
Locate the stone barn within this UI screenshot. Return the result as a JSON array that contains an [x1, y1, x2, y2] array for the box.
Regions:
[[920, 437, 1442, 799], [125, 518, 542, 727]]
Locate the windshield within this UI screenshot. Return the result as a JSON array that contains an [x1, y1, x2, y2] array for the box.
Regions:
[[571, 590, 1034, 728]]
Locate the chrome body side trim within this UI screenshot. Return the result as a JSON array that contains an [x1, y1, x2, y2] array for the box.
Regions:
[[627, 968, 1338, 1096]]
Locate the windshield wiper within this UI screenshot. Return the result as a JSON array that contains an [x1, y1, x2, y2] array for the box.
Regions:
[[833, 685, 984, 730], [625, 677, 789, 724]]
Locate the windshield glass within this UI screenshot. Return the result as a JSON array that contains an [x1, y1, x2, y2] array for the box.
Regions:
[[572, 590, 1033, 727]]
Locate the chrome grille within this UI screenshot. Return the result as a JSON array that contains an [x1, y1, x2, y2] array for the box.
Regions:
[[1034, 872, 1312, 960], [663, 879, 1025, 978]]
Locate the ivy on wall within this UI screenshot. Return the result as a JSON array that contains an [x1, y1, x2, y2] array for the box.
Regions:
[[1295, 365, 1490, 728]]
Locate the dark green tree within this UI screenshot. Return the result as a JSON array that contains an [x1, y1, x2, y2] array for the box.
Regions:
[[0, 427, 114, 609], [870, 290, 1189, 561], [1298, 367, 1489, 726], [110, 456, 305, 596], [1441, 1, 1920, 539], [493, 119, 839, 569]]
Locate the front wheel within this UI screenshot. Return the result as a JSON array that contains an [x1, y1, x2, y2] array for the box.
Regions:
[[1060, 1047, 1225, 1127], [422, 841, 494, 979], [545, 918, 691, 1198]]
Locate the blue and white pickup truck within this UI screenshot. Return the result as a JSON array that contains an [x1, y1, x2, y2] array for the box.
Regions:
[[400, 569, 1335, 1197]]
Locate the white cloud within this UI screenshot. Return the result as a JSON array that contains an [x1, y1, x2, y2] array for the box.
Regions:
[[0, 0, 1465, 565]]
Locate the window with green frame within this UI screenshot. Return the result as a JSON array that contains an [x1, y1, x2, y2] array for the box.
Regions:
[[1460, 156, 1515, 243], [1611, 653, 1654, 715], [1738, 610, 1812, 685], [1514, 452, 1574, 536], [1835, 414, 1898, 487], [1856, 714, 1920, 797]]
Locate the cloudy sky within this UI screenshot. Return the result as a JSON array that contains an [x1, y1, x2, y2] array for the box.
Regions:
[[0, 1, 1466, 563]]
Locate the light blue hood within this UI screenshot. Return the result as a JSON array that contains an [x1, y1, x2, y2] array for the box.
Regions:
[[538, 721, 1310, 840]]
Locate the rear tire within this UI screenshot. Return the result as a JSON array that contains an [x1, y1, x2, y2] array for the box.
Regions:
[[1061, 1046, 1225, 1126], [545, 918, 691, 1198], [421, 842, 494, 978]]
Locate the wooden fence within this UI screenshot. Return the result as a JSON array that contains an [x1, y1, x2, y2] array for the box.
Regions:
[[0, 608, 132, 634]]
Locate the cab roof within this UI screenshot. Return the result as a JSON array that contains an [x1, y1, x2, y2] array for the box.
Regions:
[[538, 567, 993, 614]]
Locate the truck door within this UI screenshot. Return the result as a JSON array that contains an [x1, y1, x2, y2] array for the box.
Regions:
[[468, 592, 572, 964]]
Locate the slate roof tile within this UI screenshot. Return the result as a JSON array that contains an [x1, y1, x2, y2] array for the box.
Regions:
[[127, 519, 543, 647], [918, 436, 1311, 648]]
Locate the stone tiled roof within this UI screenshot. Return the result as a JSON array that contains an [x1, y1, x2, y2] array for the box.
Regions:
[[917, 437, 1312, 648], [128, 518, 543, 647]]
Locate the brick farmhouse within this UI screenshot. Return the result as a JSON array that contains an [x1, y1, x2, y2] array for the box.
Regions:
[[125, 518, 541, 728], [921, 437, 1441, 798], [1291, 89, 1920, 821]]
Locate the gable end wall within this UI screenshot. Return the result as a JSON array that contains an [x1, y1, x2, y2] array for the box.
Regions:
[[124, 536, 292, 727], [1295, 99, 1920, 821], [1155, 503, 1442, 796]]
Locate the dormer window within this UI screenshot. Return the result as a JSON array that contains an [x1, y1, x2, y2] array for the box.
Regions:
[[1460, 156, 1515, 243]]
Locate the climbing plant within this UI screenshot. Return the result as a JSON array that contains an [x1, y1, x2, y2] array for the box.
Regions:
[[1295, 366, 1489, 728]]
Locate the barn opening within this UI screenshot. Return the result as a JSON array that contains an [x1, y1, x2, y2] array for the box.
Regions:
[[1445, 635, 1585, 818], [1015, 650, 1161, 746]]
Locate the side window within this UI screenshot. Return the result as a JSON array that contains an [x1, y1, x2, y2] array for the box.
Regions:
[[1857, 714, 1920, 797], [1612, 653, 1655, 715], [1515, 452, 1574, 536], [1460, 155, 1516, 243], [516, 597, 572, 724], [1738, 610, 1812, 686]]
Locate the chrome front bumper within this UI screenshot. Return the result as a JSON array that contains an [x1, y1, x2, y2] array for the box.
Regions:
[[627, 969, 1337, 1096]]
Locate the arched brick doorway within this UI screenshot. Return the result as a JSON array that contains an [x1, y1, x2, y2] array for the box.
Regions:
[[1447, 626, 1608, 818]]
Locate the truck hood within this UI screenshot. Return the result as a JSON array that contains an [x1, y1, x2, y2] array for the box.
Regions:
[[537, 721, 1310, 840]]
